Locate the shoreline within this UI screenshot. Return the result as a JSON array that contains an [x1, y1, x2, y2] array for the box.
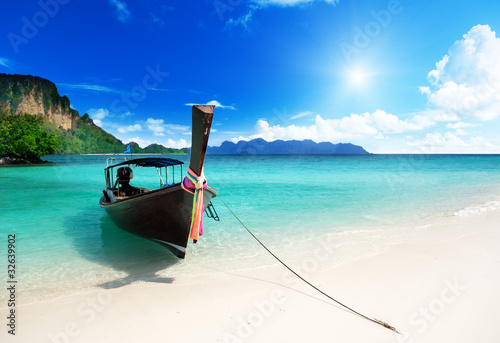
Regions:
[[2, 207, 500, 342], [0, 154, 51, 165]]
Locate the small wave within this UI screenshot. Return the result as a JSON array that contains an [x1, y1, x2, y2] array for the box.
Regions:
[[454, 201, 500, 216]]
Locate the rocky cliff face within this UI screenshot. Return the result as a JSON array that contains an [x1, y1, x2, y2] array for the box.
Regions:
[[13, 89, 76, 130], [0, 73, 78, 130], [0, 73, 128, 156]]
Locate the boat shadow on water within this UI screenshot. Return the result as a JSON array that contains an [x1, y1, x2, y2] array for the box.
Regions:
[[64, 206, 180, 290]]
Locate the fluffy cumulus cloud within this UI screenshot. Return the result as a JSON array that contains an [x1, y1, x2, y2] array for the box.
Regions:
[[445, 121, 475, 129], [407, 131, 496, 153], [420, 24, 500, 121], [165, 138, 189, 149], [146, 118, 166, 136], [87, 108, 111, 127], [143, 117, 190, 137], [117, 124, 142, 133], [87, 108, 109, 120], [244, 110, 434, 142]]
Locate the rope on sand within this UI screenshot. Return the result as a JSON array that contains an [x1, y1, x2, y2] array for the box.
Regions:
[[217, 194, 400, 334]]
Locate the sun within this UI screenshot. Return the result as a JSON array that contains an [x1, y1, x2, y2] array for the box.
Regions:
[[352, 70, 365, 82], [349, 69, 368, 86]]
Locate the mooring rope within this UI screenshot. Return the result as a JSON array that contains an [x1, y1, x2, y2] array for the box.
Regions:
[[217, 194, 400, 334]]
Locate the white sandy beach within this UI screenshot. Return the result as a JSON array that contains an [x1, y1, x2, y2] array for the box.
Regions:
[[3, 208, 500, 343]]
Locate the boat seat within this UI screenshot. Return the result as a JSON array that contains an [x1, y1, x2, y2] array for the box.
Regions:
[[117, 187, 140, 196], [113, 187, 150, 198]]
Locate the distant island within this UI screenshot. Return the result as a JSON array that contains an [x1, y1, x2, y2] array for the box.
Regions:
[[0, 73, 369, 164], [208, 138, 369, 154]]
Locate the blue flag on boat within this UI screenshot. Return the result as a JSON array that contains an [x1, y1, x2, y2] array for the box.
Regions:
[[124, 142, 137, 154]]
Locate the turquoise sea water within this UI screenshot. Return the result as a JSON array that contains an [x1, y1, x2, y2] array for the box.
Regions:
[[1, 154, 500, 302]]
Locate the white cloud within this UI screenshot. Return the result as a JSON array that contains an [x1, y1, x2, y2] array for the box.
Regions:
[[87, 108, 110, 122], [146, 118, 166, 136], [446, 122, 475, 129], [117, 124, 142, 133], [146, 118, 164, 126], [144, 118, 190, 136], [166, 124, 189, 131], [242, 110, 434, 142], [421, 24, 500, 121], [416, 108, 461, 122], [407, 131, 497, 153], [119, 111, 134, 118], [85, 109, 189, 146], [427, 55, 449, 85], [124, 136, 148, 148], [185, 100, 236, 110], [109, 0, 131, 23], [165, 139, 189, 149]]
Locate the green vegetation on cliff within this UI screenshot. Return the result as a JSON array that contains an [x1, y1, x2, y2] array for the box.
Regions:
[[0, 73, 78, 117], [42, 114, 126, 154], [0, 73, 187, 160], [0, 110, 57, 160]]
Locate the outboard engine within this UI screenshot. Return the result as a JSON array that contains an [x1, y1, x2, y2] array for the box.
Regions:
[[117, 167, 133, 184]]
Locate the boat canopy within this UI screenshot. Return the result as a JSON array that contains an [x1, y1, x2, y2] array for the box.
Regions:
[[106, 157, 184, 170]]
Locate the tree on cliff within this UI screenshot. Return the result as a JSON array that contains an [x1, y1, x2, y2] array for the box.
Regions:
[[0, 110, 57, 160]]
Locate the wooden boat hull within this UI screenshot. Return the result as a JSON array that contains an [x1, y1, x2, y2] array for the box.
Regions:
[[99, 105, 216, 258], [99, 184, 217, 258]]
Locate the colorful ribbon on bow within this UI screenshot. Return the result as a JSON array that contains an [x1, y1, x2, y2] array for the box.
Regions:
[[181, 168, 207, 243]]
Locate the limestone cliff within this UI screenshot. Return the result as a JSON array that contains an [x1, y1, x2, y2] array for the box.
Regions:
[[0, 73, 128, 155], [0, 73, 78, 130]]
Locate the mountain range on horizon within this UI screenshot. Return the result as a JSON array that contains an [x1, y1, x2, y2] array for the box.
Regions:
[[207, 138, 369, 154], [0, 73, 369, 156]]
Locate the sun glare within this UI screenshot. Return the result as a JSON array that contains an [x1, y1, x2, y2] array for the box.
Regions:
[[349, 69, 368, 86]]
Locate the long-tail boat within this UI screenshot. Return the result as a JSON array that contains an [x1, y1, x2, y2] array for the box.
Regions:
[[99, 105, 218, 258]]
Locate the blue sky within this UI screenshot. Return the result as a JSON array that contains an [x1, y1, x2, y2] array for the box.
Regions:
[[1, 0, 500, 153]]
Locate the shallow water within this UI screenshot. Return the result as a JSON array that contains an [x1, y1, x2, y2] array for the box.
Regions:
[[1, 154, 499, 302]]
